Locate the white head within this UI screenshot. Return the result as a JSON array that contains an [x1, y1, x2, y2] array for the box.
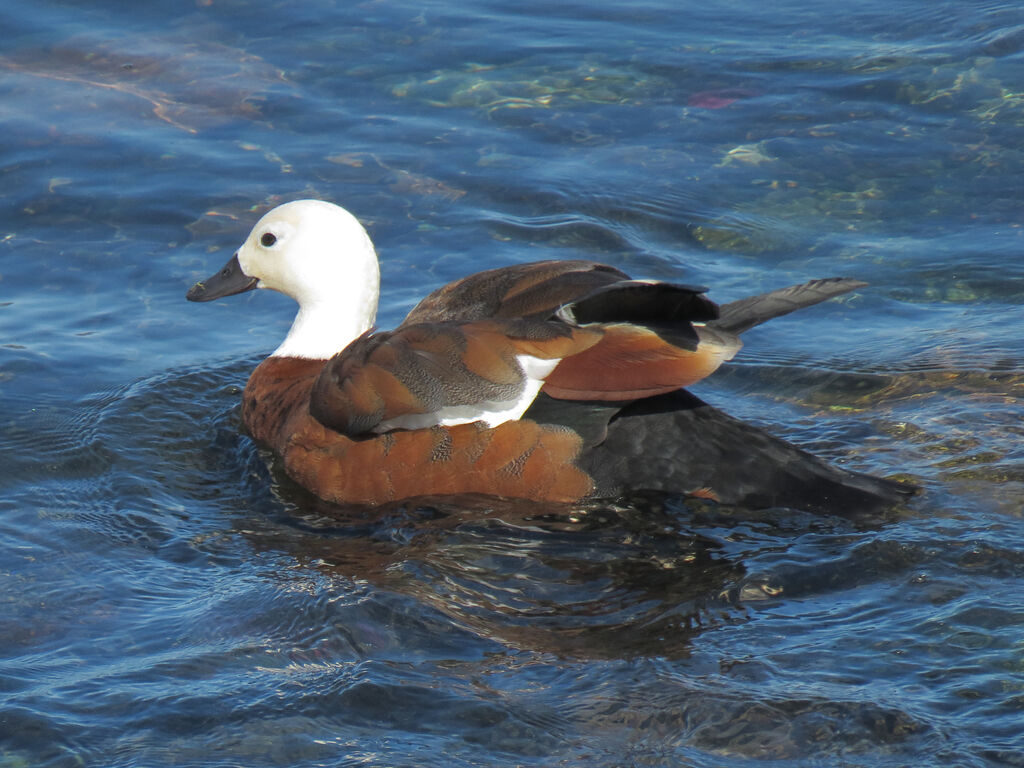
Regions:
[[190, 200, 381, 359]]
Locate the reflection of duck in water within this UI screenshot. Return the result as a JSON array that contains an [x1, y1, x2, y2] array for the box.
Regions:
[[244, 493, 750, 660], [188, 200, 913, 514]]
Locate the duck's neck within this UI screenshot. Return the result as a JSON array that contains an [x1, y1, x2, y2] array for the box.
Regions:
[[271, 298, 376, 360]]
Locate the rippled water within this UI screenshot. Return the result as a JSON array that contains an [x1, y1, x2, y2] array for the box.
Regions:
[[2, 0, 1023, 765]]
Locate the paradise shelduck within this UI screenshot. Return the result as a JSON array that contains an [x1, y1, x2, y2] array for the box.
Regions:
[[187, 199, 912, 513]]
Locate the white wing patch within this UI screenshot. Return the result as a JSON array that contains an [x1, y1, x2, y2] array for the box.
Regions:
[[373, 354, 561, 433]]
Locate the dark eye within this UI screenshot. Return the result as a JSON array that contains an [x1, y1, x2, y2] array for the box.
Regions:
[[260, 232, 277, 247]]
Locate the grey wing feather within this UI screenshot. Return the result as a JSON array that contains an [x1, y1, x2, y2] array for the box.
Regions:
[[711, 278, 868, 335]]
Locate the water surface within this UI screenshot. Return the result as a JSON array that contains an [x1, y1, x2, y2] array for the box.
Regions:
[[2, 0, 1023, 765]]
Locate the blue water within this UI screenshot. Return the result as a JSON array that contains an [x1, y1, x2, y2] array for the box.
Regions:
[[2, 0, 1023, 765]]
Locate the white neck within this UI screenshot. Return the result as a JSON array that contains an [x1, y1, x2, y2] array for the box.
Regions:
[[271, 293, 377, 359]]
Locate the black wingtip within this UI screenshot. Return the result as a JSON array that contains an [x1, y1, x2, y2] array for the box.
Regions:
[[563, 280, 718, 326]]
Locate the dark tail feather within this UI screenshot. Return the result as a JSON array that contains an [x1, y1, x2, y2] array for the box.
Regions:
[[712, 278, 868, 335]]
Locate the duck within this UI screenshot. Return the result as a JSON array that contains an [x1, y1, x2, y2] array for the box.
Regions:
[[187, 199, 913, 513]]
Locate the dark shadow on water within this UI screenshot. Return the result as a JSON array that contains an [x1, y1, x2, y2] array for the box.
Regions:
[[240, 464, 914, 661], [245, 488, 743, 659]]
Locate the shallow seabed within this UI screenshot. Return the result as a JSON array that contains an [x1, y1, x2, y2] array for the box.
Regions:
[[1, 0, 1023, 765]]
